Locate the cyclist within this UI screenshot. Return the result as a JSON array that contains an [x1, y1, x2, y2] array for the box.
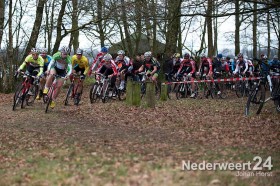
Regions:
[[233, 53, 249, 76], [114, 50, 130, 90], [98, 53, 118, 89], [269, 55, 280, 73], [197, 53, 213, 79], [71, 48, 89, 99], [221, 56, 230, 76], [36, 48, 52, 100], [43, 46, 72, 108], [137, 51, 160, 83], [166, 53, 181, 80], [128, 53, 143, 81], [88, 46, 108, 76], [177, 53, 196, 98], [17, 48, 44, 94]]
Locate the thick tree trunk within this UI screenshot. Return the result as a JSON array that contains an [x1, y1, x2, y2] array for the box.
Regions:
[[235, 0, 240, 56], [53, 0, 67, 53], [22, 0, 45, 61], [97, 0, 105, 47], [70, 0, 79, 51], [252, 0, 257, 57], [134, 0, 142, 55], [121, 0, 132, 56], [206, 0, 214, 57], [164, 0, 182, 59], [267, 10, 270, 58], [0, 0, 5, 48]]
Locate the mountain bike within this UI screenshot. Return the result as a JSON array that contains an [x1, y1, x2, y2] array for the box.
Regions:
[[44, 74, 65, 113], [245, 72, 280, 116], [13, 71, 39, 110], [64, 73, 84, 106], [89, 73, 105, 103], [139, 72, 161, 100], [175, 73, 198, 99]]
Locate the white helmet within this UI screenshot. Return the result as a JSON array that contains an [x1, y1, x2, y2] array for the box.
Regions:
[[103, 54, 112, 61], [117, 50, 125, 55]]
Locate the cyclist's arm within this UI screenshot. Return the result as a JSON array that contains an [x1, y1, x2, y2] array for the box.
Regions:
[[19, 61, 27, 70], [191, 61, 196, 74], [138, 65, 144, 72], [208, 59, 213, 73], [151, 65, 157, 75], [243, 61, 248, 73], [37, 56, 44, 77], [66, 56, 72, 76], [84, 58, 90, 75], [47, 59, 55, 71]]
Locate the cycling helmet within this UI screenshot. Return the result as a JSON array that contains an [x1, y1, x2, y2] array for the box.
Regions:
[[200, 53, 206, 58], [103, 53, 112, 61], [173, 53, 180, 58], [226, 56, 231, 60], [101, 47, 108, 53], [144, 51, 152, 58], [217, 53, 223, 59], [60, 46, 70, 54], [184, 53, 190, 59], [117, 50, 125, 55], [237, 53, 243, 58], [31, 48, 39, 54], [262, 55, 267, 59], [76, 48, 83, 55], [273, 55, 278, 59], [40, 48, 48, 53]]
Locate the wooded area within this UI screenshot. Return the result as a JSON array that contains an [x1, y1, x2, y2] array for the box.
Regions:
[[0, 0, 280, 93]]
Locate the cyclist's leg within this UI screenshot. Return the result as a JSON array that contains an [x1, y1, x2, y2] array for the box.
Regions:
[[44, 68, 56, 93]]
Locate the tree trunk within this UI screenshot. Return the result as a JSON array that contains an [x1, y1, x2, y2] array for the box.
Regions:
[[235, 0, 240, 56], [22, 0, 45, 61], [121, 0, 132, 56], [53, 0, 67, 53], [213, 1, 218, 55], [152, 0, 157, 54], [0, 0, 5, 48], [164, 0, 182, 59], [206, 0, 214, 57], [134, 0, 142, 55], [97, 0, 105, 47], [70, 0, 79, 51], [267, 10, 270, 58], [252, 0, 257, 57], [47, 0, 55, 53]]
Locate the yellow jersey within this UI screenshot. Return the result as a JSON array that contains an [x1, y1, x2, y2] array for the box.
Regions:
[[71, 55, 89, 75], [19, 54, 44, 76]]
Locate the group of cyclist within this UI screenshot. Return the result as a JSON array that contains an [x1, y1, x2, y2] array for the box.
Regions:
[[16, 46, 163, 109], [16, 45, 280, 109]]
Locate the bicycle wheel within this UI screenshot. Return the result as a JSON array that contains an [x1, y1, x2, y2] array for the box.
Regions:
[[235, 81, 245, 98], [140, 83, 146, 99], [102, 81, 109, 103], [155, 82, 161, 100], [74, 86, 83, 106], [26, 85, 39, 106], [217, 82, 228, 99], [45, 87, 54, 113], [65, 83, 74, 106], [118, 88, 126, 101], [89, 82, 99, 103], [13, 84, 24, 111], [245, 84, 265, 116], [176, 83, 186, 99]]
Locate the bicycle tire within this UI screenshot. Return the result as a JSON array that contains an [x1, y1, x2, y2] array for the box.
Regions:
[[245, 84, 265, 116], [176, 83, 186, 99], [102, 82, 109, 103], [26, 85, 39, 106], [65, 83, 74, 106], [12, 84, 24, 111], [118, 88, 126, 101], [236, 81, 245, 98], [45, 87, 54, 113]]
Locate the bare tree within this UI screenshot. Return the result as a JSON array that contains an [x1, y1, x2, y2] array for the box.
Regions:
[[23, 0, 46, 60]]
